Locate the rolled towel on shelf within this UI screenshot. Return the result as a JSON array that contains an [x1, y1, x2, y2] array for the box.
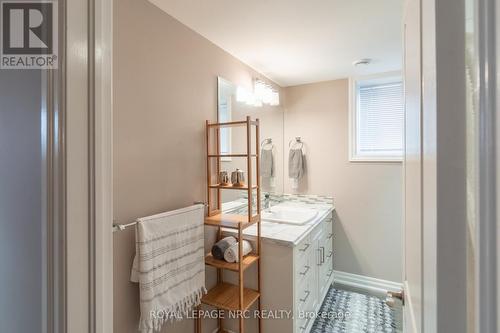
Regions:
[[224, 240, 253, 263], [211, 236, 237, 260]]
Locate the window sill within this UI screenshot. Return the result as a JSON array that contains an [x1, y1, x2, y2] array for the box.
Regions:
[[349, 156, 403, 163]]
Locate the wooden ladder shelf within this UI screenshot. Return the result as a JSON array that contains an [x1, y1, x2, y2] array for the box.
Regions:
[[196, 116, 262, 333]]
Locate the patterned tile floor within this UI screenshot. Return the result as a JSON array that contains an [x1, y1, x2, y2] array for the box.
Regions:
[[310, 284, 403, 333]]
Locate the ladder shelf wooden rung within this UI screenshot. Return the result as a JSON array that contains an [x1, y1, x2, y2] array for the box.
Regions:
[[204, 213, 259, 229], [201, 282, 260, 312], [209, 183, 258, 190], [204, 253, 259, 272]]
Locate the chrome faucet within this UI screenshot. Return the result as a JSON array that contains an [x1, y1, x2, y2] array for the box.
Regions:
[[264, 193, 271, 209]]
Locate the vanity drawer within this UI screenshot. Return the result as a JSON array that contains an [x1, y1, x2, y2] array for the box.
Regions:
[[295, 255, 312, 285], [296, 277, 314, 312], [296, 308, 312, 333], [296, 316, 311, 333], [323, 216, 333, 237], [323, 240, 334, 285], [325, 246, 333, 264], [295, 276, 315, 333], [296, 234, 312, 261], [325, 230, 333, 251]]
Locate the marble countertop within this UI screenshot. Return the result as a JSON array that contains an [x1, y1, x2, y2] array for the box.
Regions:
[[221, 194, 335, 247]]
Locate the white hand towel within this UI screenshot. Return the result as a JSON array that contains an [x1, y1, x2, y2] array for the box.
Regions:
[[261, 149, 274, 178], [289, 148, 305, 190], [130, 204, 206, 333], [223, 240, 252, 263], [288, 148, 304, 179]]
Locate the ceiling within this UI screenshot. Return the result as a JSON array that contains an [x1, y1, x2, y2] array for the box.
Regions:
[[149, 0, 404, 87]]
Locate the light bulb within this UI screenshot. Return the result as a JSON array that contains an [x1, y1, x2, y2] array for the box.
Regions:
[[270, 91, 280, 106], [246, 93, 256, 106], [236, 86, 247, 103]]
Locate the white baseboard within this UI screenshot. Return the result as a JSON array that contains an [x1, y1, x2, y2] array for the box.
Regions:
[[333, 270, 403, 296]]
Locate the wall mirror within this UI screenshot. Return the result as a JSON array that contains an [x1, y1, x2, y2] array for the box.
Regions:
[[217, 76, 284, 204]]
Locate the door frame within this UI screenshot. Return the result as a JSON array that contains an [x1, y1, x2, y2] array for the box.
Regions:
[[404, 0, 469, 332], [65, 0, 113, 331], [475, 0, 498, 331], [497, 2, 500, 329], [89, 0, 114, 330], [93, 0, 114, 330]]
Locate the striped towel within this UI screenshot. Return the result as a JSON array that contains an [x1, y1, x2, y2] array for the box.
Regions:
[[130, 204, 206, 333]]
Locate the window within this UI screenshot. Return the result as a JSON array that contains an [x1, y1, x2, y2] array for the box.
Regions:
[[350, 74, 404, 161]]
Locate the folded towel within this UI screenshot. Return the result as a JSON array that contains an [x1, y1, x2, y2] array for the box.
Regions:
[[211, 236, 237, 260], [261, 149, 274, 178], [289, 148, 304, 179], [224, 240, 253, 263], [130, 205, 206, 333]]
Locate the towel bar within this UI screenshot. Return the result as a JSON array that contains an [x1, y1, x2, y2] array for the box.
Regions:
[[112, 202, 207, 232]]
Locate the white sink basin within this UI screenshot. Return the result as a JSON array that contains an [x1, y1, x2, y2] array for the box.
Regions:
[[261, 206, 318, 225]]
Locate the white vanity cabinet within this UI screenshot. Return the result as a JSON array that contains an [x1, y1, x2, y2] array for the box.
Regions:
[[293, 213, 334, 333], [223, 208, 335, 333]]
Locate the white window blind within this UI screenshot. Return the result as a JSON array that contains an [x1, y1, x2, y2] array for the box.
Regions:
[[355, 81, 404, 159]]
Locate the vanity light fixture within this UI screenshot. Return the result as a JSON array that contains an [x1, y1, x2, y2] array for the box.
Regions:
[[270, 91, 280, 106], [236, 86, 249, 103], [246, 92, 257, 106], [254, 79, 280, 106], [236, 85, 259, 106], [235, 80, 280, 107]]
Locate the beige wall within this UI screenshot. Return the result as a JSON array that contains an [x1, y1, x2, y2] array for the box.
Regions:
[[283, 80, 403, 282], [114, 0, 402, 331], [113, 0, 282, 332]]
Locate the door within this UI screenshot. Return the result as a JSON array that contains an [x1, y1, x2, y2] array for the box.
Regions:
[[0, 0, 113, 331], [465, 0, 499, 331], [0, 64, 47, 333], [0, 6, 65, 333], [403, 0, 423, 331]]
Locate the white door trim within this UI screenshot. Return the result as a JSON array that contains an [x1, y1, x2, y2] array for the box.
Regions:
[[66, 0, 91, 329], [475, 0, 498, 331], [66, 0, 113, 331], [497, 1, 500, 328], [94, 0, 114, 331], [421, 0, 468, 332]]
